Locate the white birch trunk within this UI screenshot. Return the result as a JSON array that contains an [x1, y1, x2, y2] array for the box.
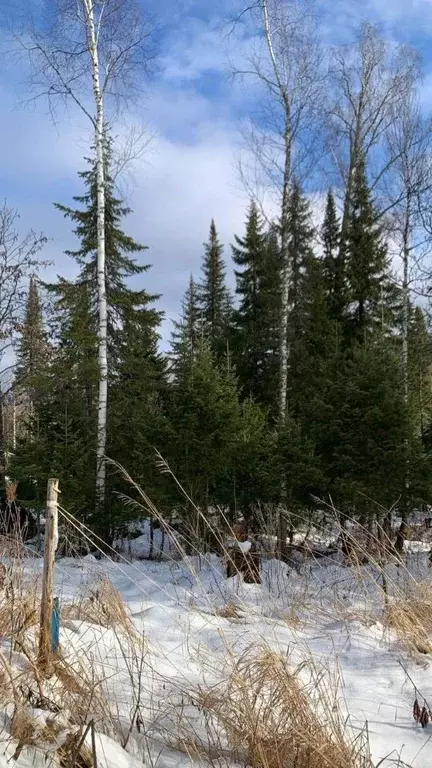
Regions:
[[278, 121, 292, 424], [402, 203, 410, 408], [402, 198, 411, 516], [338, 108, 363, 259], [262, 0, 292, 558], [12, 394, 16, 451], [84, 0, 108, 510], [261, 0, 292, 423]]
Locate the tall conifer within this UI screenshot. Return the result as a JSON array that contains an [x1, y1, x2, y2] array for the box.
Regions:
[[321, 191, 345, 323], [345, 156, 397, 340], [199, 220, 231, 358], [232, 202, 281, 411]]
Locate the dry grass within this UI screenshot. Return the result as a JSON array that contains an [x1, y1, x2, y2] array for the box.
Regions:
[[63, 577, 135, 636], [385, 581, 432, 655], [215, 602, 243, 621], [52, 655, 113, 727], [58, 728, 93, 768], [0, 480, 429, 768], [10, 706, 40, 759], [0, 563, 39, 656], [194, 646, 372, 768]]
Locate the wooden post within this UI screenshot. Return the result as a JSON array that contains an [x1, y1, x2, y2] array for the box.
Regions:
[[38, 478, 59, 676]]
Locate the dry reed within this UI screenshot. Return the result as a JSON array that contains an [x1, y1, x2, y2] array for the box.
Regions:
[[193, 646, 373, 768], [385, 581, 432, 655]]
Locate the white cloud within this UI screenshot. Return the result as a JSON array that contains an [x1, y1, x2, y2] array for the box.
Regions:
[[127, 129, 251, 346]]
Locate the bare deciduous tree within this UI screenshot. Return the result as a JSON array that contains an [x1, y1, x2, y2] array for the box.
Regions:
[[386, 96, 432, 406], [14, 0, 152, 511], [230, 0, 323, 556], [327, 22, 420, 254], [374, 85, 432, 516], [0, 204, 46, 371], [231, 0, 323, 421]]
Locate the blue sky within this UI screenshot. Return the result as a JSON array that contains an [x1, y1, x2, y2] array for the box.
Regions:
[[2, 0, 432, 345]]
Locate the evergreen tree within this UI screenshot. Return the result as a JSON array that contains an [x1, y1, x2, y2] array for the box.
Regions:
[[408, 306, 432, 440], [232, 202, 281, 411], [15, 276, 49, 411], [109, 314, 171, 518], [168, 337, 242, 514], [292, 254, 339, 433], [12, 277, 54, 499], [345, 156, 397, 341], [314, 340, 409, 521], [171, 275, 202, 377], [321, 190, 345, 323], [199, 220, 231, 357], [274, 416, 325, 522], [168, 336, 269, 521], [285, 182, 316, 410], [15, 139, 163, 530], [52, 135, 160, 370]]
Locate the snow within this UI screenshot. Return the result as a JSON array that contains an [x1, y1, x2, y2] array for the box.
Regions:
[[1, 544, 432, 768], [112, 519, 177, 560]]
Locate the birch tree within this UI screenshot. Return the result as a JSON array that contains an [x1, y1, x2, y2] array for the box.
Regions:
[[327, 23, 419, 254], [386, 97, 432, 405], [16, 0, 151, 510], [232, 0, 322, 423], [231, 0, 322, 556], [385, 94, 432, 512]]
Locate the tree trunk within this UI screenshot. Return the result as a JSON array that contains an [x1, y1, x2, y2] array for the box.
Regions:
[[339, 122, 362, 259], [278, 123, 291, 422], [401, 199, 411, 519], [85, 0, 108, 513], [277, 119, 292, 560], [0, 395, 6, 492]]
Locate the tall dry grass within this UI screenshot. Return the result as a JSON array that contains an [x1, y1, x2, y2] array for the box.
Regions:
[[186, 646, 373, 768], [1, 465, 431, 767]]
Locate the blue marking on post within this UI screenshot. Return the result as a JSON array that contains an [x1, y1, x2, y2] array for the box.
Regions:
[[51, 597, 60, 653]]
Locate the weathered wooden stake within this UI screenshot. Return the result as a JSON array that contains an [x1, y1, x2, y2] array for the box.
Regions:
[[38, 478, 59, 676]]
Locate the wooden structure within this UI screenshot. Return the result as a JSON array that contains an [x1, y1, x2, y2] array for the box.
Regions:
[[38, 478, 59, 676]]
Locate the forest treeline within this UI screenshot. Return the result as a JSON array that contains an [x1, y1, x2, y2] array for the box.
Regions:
[[7, 139, 432, 539], [2, 5, 432, 543]]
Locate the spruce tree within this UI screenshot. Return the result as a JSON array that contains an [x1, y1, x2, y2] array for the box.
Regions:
[[408, 306, 432, 439], [232, 202, 281, 411], [321, 190, 345, 323], [35, 139, 162, 528], [12, 277, 54, 497], [15, 276, 49, 411], [171, 275, 202, 377], [345, 156, 396, 341], [314, 340, 409, 521], [52, 135, 160, 369], [168, 335, 269, 522], [168, 337, 242, 514], [293, 254, 338, 434], [199, 220, 231, 358], [109, 314, 171, 517], [285, 182, 316, 409]]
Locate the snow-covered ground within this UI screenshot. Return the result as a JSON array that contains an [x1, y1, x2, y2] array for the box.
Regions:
[[1, 546, 432, 768]]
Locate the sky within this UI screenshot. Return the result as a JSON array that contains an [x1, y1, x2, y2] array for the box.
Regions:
[[2, 0, 432, 347]]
